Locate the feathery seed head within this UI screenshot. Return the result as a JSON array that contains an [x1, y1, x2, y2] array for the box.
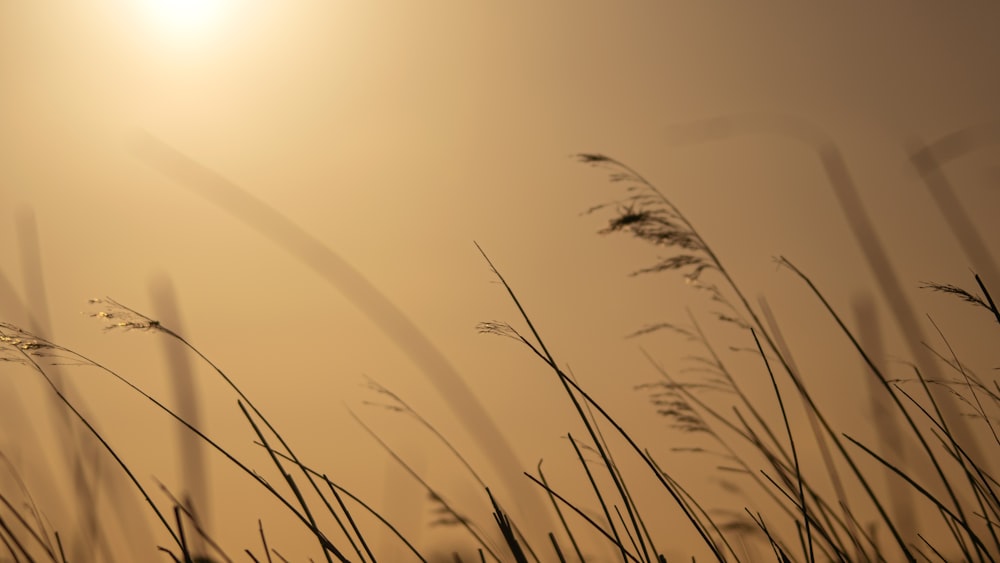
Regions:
[[0, 324, 65, 365], [87, 298, 162, 332]]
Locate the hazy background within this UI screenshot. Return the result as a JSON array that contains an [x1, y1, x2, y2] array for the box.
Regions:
[[2, 3, 999, 560]]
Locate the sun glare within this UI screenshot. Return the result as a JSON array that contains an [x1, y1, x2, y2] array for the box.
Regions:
[[142, 0, 230, 40]]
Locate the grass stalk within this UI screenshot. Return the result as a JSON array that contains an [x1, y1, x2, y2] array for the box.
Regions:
[[477, 243, 726, 560], [235, 401, 344, 563], [522, 473, 641, 563], [567, 435, 630, 563], [259, 447, 427, 563], [779, 258, 989, 559], [0, 325, 184, 553], [347, 409, 500, 562], [537, 461, 586, 563], [751, 328, 813, 562]]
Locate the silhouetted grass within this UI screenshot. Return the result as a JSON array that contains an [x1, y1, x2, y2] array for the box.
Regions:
[[0, 126, 997, 561]]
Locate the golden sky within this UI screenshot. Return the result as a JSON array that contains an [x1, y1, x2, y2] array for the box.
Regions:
[[2, 3, 999, 561]]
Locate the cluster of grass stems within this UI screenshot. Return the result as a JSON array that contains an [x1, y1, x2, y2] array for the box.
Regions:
[[1, 118, 998, 562]]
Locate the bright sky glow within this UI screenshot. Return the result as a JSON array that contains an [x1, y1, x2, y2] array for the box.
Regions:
[[141, 0, 230, 41]]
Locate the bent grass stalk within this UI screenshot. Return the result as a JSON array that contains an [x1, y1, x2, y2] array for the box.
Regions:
[[131, 132, 554, 536]]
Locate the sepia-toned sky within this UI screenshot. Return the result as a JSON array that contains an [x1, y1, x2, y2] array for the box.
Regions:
[[2, 3, 999, 561]]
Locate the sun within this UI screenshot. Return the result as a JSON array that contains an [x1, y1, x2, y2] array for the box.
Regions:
[[141, 0, 231, 40]]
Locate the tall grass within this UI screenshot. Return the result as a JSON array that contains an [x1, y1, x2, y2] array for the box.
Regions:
[[0, 128, 997, 561]]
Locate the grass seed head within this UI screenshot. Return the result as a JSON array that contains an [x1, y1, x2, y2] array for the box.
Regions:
[[87, 298, 162, 332]]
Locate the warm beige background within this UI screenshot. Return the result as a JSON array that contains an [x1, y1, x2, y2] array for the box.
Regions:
[[2, 3, 999, 561]]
